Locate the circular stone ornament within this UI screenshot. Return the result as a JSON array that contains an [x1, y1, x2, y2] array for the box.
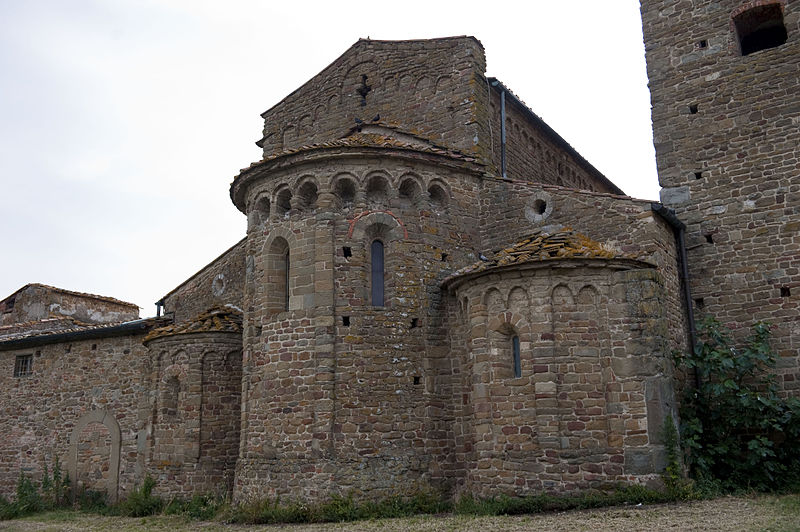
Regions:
[[524, 192, 553, 223], [212, 273, 226, 296]]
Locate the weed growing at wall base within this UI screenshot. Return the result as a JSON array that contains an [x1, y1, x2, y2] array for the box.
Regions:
[[228, 489, 451, 524], [0, 457, 72, 520], [675, 317, 800, 492]]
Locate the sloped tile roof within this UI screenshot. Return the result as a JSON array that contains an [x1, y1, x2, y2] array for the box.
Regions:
[[144, 306, 243, 342], [444, 227, 629, 285], [0, 316, 168, 347], [1, 283, 139, 309], [240, 129, 479, 175]]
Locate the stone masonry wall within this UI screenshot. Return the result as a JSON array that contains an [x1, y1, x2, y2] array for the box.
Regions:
[[642, 0, 800, 392], [479, 180, 686, 354], [235, 151, 485, 501], [162, 239, 246, 323], [447, 262, 674, 496], [487, 88, 620, 194], [0, 333, 149, 502], [1, 284, 139, 327], [145, 333, 242, 498], [258, 37, 490, 163]]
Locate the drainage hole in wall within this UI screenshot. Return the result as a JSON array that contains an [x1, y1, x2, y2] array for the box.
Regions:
[[698, 39, 707, 48], [441, 253, 448, 262], [413, 376, 421, 385], [689, 104, 699, 114], [533, 199, 547, 215], [343, 316, 350, 326], [705, 234, 714, 244], [343, 246, 352, 258], [694, 171, 703, 179], [694, 297, 705, 310], [780, 287, 791, 297], [410, 318, 419, 329]]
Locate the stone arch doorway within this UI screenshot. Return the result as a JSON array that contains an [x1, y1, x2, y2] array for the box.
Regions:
[[68, 410, 121, 502]]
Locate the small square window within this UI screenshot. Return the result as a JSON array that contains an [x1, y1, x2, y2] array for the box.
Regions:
[[14, 354, 32, 378], [733, 3, 787, 56]]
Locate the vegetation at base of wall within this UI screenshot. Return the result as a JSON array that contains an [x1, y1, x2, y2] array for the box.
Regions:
[[227, 489, 450, 524], [112, 476, 163, 517], [164, 494, 228, 520], [0, 457, 71, 520], [675, 317, 800, 493], [453, 485, 671, 516], [661, 414, 696, 500]]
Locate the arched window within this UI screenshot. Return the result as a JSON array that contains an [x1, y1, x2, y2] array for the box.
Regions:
[[284, 249, 290, 311], [371, 240, 384, 306], [163, 375, 180, 417], [266, 237, 290, 314], [512, 335, 521, 378]]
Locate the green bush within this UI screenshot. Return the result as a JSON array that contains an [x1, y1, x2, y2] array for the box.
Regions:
[[40, 456, 70, 509], [116, 476, 163, 517], [164, 493, 225, 520], [75, 489, 108, 512], [14, 472, 42, 516], [676, 317, 800, 491], [0, 494, 18, 520]]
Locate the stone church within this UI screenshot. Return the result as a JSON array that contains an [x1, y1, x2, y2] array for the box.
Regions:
[[1, 0, 797, 504]]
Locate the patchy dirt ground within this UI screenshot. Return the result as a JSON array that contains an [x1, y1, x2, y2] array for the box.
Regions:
[[1, 494, 798, 531]]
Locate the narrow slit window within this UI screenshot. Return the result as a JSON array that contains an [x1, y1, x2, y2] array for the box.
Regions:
[[371, 240, 384, 306], [284, 249, 290, 311], [267, 237, 290, 314], [512, 336, 521, 378]]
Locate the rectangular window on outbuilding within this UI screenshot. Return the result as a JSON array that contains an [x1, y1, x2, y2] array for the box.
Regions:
[[14, 354, 32, 377]]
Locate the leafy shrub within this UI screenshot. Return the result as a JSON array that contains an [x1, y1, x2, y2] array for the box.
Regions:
[[164, 494, 225, 520], [40, 456, 70, 509], [116, 476, 163, 517], [75, 489, 108, 512], [14, 472, 42, 515], [0, 494, 18, 520], [676, 317, 800, 491]]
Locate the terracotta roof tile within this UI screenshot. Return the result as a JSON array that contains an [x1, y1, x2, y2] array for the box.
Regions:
[[1, 283, 139, 309], [239, 130, 479, 176], [0, 317, 165, 343], [443, 227, 631, 285], [144, 306, 242, 342]]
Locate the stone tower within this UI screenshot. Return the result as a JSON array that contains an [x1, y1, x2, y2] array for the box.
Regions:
[[641, 0, 799, 391]]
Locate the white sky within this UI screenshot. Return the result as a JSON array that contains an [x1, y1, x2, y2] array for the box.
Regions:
[[0, 0, 659, 316]]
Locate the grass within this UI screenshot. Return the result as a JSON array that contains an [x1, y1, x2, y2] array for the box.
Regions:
[[1, 493, 799, 531]]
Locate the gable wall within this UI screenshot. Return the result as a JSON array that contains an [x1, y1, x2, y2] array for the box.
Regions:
[[258, 38, 490, 162]]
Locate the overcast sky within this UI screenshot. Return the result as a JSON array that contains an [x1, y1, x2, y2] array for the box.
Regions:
[[0, 0, 659, 316]]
